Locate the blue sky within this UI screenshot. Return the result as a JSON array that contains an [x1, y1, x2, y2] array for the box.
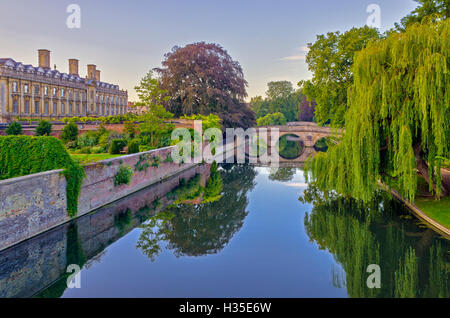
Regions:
[[0, 0, 417, 101]]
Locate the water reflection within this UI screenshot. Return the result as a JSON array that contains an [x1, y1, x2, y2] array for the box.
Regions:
[[0, 163, 448, 298], [137, 165, 256, 259], [302, 185, 450, 298]]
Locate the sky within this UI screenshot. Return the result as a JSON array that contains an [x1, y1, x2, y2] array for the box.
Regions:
[[0, 0, 417, 102]]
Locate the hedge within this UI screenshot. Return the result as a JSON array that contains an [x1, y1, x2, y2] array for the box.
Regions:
[[0, 135, 85, 217]]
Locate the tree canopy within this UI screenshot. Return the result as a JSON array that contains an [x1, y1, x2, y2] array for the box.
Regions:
[[301, 26, 381, 127], [306, 19, 450, 202], [396, 0, 449, 30], [155, 42, 255, 128], [250, 81, 314, 122]]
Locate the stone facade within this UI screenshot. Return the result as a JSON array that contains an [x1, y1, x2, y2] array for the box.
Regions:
[[0, 49, 128, 123]]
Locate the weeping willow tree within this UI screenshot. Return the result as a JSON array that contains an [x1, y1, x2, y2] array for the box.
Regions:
[[306, 18, 449, 202]]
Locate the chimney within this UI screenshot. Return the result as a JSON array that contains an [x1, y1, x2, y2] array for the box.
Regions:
[[87, 64, 96, 80], [69, 59, 79, 76], [38, 49, 51, 69], [95, 70, 101, 82]]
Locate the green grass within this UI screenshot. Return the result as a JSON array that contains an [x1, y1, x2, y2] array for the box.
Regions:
[[414, 195, 450, 229], [70, 153, 123, 164]]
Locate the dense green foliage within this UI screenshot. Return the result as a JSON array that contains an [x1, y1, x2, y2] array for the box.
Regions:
[[5, 121, 22, 135], [127, 139, 140, 154], [180, 114, 222, 131], [114, 164, 133, 186], [0, 135, 84, 217], [306, 19, 450, 202], [250, 81, 314, 122], [109, 139, 128, 154], [61, 123, 79, 143], [35, 120, 52, 136], [256, 112, 287, 126], [301, 26, 381, 126], [396, 0, 449, 30]]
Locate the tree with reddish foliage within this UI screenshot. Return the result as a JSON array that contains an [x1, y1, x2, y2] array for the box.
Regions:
[[298, 95, 316, 122], [154, 42, 255, 128]]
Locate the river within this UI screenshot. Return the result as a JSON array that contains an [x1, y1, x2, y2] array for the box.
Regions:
[[0, 163, 448, 298]]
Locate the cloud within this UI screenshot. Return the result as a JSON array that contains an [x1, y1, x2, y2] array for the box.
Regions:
[[281, 45, 309, 61], [281, 55, 306, 61]]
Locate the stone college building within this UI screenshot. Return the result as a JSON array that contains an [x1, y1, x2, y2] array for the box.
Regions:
[[0, 49, 128, 123]]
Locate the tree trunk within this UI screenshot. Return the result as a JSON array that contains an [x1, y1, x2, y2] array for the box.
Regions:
[[414, 143, 449, 197]]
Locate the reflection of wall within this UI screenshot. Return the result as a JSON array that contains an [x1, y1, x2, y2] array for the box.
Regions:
[[0, 224, 68, 298], [0, 164, 211, 298], [0, 147, 198, 251]]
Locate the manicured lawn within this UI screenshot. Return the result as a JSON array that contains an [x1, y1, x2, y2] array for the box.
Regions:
[[415, 195, 450, 229], [70, 153, 123, 164]]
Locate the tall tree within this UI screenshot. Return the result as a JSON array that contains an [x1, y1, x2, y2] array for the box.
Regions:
[[302, 26, 381, 127], [266, 81, 294, 100], [396, 0, 449, 30], [155, 42, 255, 128], [306, 19, 450, 202], [134, 71, 174, 147]]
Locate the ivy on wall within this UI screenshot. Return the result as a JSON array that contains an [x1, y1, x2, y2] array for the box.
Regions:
[[0, 135, 85, 217]]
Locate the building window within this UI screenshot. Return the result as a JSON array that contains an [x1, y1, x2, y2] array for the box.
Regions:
[[61, 103, 65, 115], [24, 100, 29, 114], [35, 101, 40, 114], [53, 102, 57, 115], [61, 89, 65, 97], [53, 88, 57, 96], [44, 86, 48, 96], [24, 84, 29, 94], [34, 85, 39, 95], [44, 102, 49, 114], [12, 82, 18, 93], [13, 99, 18, 113], [69, 102, 73, 114]]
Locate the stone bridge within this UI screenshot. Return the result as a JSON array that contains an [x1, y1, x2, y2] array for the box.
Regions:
[[257, 121, 342, 148], [244, 122, 342, 164]]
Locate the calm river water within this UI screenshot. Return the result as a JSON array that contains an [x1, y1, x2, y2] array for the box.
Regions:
[[0, 164, 448, 298]]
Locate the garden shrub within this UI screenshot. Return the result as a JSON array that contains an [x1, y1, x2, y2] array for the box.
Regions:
[[77, 131, 98, 148], [35, 120, 52, 136], [139, 145, 155, 152], [0, 135, 85, 217], [90, 146, 104, 154], [61, 122, 79, 143], [127, 139, 140, 154], [79, 146, 92, 154], [5, 121, 22, 135], [114, 164, 133, 186], [109, 139, 127, 154]]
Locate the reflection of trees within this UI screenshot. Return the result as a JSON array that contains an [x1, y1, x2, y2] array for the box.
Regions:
[[303, 185, 449, 298], [278, 135, 303, 159], [268, 168, 296, 182], [137, 165, 256, 259]]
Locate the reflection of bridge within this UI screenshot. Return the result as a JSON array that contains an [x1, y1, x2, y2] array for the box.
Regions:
[[250, 122, 342, 163]]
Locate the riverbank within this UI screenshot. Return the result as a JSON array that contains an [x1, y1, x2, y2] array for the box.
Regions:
[[388, 188, 450, 240]]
